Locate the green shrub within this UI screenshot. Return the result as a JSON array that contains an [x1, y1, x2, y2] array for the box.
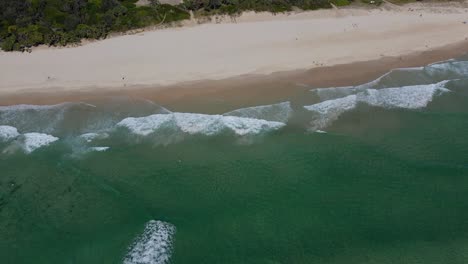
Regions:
[[1, 35, 16, 51], [0, 0, 338, 51], [331, 0, 350, 6]]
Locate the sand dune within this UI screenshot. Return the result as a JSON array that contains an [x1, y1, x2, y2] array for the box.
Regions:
[[0, 2, 468, 96]]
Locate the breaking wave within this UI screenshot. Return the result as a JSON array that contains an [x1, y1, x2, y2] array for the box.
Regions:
[[305, 81, 450, 130], [223, 102, 292, 123], [425, 61, 468, 79], [360, 81, 450, 109], [0, 98, 169, 135], [0, 103, 80, 134], [1, 57, 466, 154], [0, 125, 59, 154], [313, 59, 468, 101], [65, 132, 111, 156], [304, 94, 357, 131], [124, 220, 175, 264], [117, 112, 286, 137], [1, 100, 291, 154], [0, 125, 19, 142], [19, 133, 59, 154], [1, 132, 60, 154], [79, 132, 109, 143], [89, 146, 110, 152]]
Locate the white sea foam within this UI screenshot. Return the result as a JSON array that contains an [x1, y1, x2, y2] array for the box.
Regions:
[[312, 86, 358, 101], [360, 81, 450, 109], [76, 98, 172, 133], [89, 147, 109, 152], [304, 94, 357, 130], [79, 133, 109, 143], [20, 133, 59, 153], [117, 113, 285, 137], [124, 220, 175, 264], [223, 102, 292, 123], [425, 61, 468, 77], [312, 66, 428, 100], [304, 95, 357, 115], [427, 58, 456, 66], [0, 102, 93, 134], [117, 114, 173, 136], [0, 125, 20, 142], [0, 103, 72, 111], [0, 100, 166, 136], [305, 81, 450, 130], [221, 115, 285, 136], [0, 103, 70, 129]]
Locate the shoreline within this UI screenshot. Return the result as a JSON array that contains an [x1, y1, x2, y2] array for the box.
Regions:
[[1, 41, 467, 113], [1, 2, 468, 111]]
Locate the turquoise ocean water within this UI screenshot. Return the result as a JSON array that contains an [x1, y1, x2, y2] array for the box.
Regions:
[[1, 56, 468, 263]]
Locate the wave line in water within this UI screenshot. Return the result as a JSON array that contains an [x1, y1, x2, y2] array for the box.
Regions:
[[0, 125, 20, 142], [79, 132, 109, 143], [311, 58, 468, 100], [1, 125, 59, 154], [223, 101, 292, 123], [117, 113, 285, 137], [124, 220, 175, 264], [20, 133, 59, 154], [89, 146, 109, 152], [304, 81, 450, 130]]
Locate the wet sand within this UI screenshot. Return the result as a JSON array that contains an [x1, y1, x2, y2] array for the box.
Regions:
[[1, 1, 468, 108], [1, 40, 467, 113]]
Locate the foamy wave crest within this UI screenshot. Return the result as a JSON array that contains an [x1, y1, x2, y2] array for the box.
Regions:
[[312, 58, 468, 99], [124, 220, 175, 264], [313, 86, 358, 101], [0, 102, 91, 134], [89, 147, 109, 152], [313, 67, 429, 100], [223, 102, 292, 123], [304, 95, 357, 130], [0, 125, 20, 142], [425, 61, 468, 78], [305, 81, 449, 130], [64, 133, 111, 156], [79, 133, 109, 143], [0, 103, 75, 112], [117, 113, 285, 137], [361, 81, 450, 109], [75, 98, 171, 134], [0, 98, 170, 136], [19, 133, 59, 153]]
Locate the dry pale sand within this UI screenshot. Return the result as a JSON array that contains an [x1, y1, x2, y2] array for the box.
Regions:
[[1, 2, 468, 100], [2, 41, 467, 113]]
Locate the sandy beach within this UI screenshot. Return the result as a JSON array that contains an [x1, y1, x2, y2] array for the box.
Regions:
[[1, 1, 468, 106]]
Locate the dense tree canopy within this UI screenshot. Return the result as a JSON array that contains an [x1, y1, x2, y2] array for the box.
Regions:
[[0, 0, 189, 51], [182, 0, 335, 14], [0, 0, 348, 51]]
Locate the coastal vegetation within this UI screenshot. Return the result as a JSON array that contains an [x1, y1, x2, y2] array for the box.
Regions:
[[0, 0, 189, 51], [0, 0, 385, 51], [182, 0, 333, 15]]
